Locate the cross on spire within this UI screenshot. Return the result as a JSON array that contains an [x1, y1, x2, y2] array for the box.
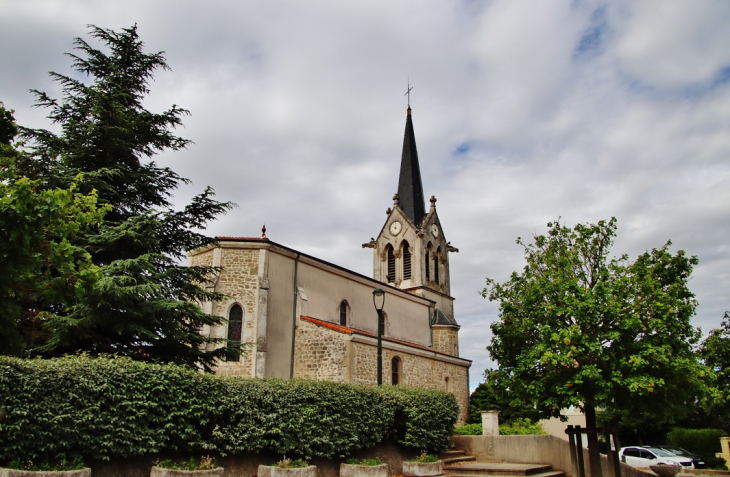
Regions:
[[404, 81, 413, 108]]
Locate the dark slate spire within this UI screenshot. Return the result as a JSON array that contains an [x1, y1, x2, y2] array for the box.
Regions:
[[397, 107, 426, 226]]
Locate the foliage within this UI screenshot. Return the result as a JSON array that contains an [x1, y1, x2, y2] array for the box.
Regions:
[[274, 457, 309, 468], [667, 428, 727, 470], [498, 418, 546, 435], [157, 456, 217, 471], [410, 451, 439, 463], [17, 25, 239, 370], [453, 423, 483, 435], [0, 104, 107, 356], [379, 386, 459, 452], [700, 312, 730, 428], [483, 218, 706, 475], [468, 371, 541, 424], [0, 355, 459, 463], [345, 457, 382, 466], [454, 419, 546, 436], [7, 453, 84, 471]]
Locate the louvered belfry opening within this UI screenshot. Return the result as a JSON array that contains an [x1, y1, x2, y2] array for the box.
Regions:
[[387, 245, 396, 283], [434, 248, 440, 285], [227, 304, 243, 361], [425, 246, 431, 282], [402, 242, 412, 280]]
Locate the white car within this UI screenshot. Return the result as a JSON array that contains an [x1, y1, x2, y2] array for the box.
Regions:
[[619, 446, 693, 468]]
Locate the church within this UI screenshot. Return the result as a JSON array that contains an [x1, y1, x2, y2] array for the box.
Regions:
[[189, 106, 472, 424]]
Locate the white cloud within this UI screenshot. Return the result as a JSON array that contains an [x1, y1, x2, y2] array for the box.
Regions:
[[1, 0, 728, 387]]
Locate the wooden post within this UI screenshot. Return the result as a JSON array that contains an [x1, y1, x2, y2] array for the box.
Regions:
[[575, 425, 586, 477], [568, 425, 580, 477], [610, 433, 622, 477]]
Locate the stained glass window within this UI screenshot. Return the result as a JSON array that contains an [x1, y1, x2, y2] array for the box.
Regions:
[[226, 304, 243, 362]]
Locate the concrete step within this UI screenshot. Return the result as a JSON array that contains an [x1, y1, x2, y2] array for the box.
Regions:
[[446, 472, 564, 477], [440, 450, 468, 458], [443, 463, 559, 476], [443, 456, 477, 465]]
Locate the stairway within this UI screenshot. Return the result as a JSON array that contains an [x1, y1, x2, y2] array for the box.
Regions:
[[439, 449, 565, 477]]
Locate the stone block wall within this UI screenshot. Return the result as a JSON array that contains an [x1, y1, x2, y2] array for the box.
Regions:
[[190, 247, 262, 377], [293, 318, 469, 425], [292, 318, 348, 381], [350, 341, 469, 425], [431, 325, 459, 356]]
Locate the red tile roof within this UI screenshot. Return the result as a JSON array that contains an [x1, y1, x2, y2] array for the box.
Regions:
[[300, 315, 460, 358]]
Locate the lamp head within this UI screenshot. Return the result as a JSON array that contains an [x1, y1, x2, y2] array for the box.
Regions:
[[372, 288, 386, 312]]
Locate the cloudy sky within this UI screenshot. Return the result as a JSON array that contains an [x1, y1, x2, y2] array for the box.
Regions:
[[2, 0, 729, 390]]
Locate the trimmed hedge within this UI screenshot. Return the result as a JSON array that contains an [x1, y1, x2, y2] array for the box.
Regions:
[[667, 428, 727, 470], [0, 355, 458, 464], [453, 418, 546, 436]]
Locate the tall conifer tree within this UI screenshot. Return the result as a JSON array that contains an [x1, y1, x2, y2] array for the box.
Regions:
[[20, 25, 240, 370]]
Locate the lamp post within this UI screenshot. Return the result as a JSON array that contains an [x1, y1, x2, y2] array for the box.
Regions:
[[372, 288, 386, 386]]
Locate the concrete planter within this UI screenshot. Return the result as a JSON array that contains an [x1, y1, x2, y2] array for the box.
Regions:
[[340, 463, 389, 477], [649, 465, 682, 477], [402, 461, 443, 477], [149, 467, 223, 477], [0, 470, 91, 477], [257, 465, 318, 477]]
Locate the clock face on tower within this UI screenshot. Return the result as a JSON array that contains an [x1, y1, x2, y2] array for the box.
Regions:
[[390, 221, 402, 235], [430, 224, 439, 238]]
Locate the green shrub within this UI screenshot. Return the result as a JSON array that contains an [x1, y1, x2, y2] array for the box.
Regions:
[[7, 453, 84, 471], [667, 428, 727, 470], [345, 457, 382, 466], [0, 355, 459, 464], [380, 386, 459, 452], [454, 423, 483, 435], [499, 419, 546, 435], [410, 451, 439, 463], [157, 456, 217, 471], [274, 457, 309, 468]]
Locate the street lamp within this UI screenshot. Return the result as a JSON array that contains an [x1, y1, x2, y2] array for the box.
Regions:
[[372, 288, 386, 386]]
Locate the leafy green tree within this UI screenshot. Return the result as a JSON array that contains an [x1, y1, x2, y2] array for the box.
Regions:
[[1, 104, 106, 355], [468, 370, 541, 424], [700, 312, 730, 429], [483, 218, 706, 477], [19, 25, 240, 371]]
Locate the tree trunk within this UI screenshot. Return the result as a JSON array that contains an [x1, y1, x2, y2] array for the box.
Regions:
[[584, 404, 602, 477]]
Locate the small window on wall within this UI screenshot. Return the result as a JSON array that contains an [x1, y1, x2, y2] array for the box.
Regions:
[[444, 376, 450, 391], [339, 300, 349, 326], [425, 244, 432, 282], [227, 304, 243, 362], [391, 356, 402, 385]]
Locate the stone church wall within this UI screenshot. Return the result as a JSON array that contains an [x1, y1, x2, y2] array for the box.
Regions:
[[293, 318, 469, 425], [292, 316, 348, 382], [190, 247, 261, 377], [431, 326, 459, 356]]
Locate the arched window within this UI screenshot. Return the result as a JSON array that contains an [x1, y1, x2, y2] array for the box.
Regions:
[[379, 311, 388, 337], [392, 356, 401, 386], [386, 245, 395, 282], [402, 241, 412, 280], [339, 300, 348, 326], [227, 304, 243, 362], [445, 376, 450, 391], [434, 247, 440, 285]]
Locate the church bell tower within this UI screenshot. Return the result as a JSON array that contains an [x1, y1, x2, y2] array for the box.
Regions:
[[363, 105, 460, 354]]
